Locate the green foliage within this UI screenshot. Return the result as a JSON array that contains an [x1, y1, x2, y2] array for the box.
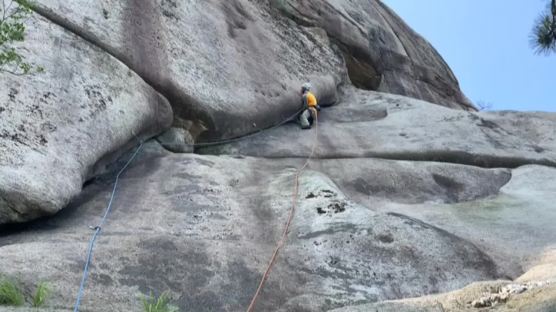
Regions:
[[0, 277, 24, 307], [141, 291, 180, 312], [531, 0, 556, 54], [0, 0, 43, 75], [31, 282, 50, 307]]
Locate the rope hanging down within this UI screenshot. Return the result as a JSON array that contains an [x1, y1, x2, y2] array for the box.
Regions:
[[72, 107, 310, 311], [246, 108, 319, 312], [73, 142, 144, 312]]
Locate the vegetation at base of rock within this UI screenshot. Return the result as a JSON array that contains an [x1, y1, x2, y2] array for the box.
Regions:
[[141, 291, 179, 312], [531, 0, 556, 54], [31, 282, 50, 307], [0, 0, 44, 75], [0, 277, 24, 306], [0, 276, 51, 308]]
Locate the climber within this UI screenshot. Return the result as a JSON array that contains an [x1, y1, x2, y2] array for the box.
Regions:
[[298, 83, 321, 129]]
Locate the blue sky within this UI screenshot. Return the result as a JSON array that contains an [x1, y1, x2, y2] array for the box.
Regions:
[[383, 0, 555, 112]]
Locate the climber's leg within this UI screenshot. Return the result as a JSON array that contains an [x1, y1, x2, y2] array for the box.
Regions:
[[299, 109, 312, 129]]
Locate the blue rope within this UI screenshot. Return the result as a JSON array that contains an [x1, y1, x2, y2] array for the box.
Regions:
[[73, 142, 144, 312]]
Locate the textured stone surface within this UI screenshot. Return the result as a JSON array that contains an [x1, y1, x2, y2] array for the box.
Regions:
[[0, 143, 510, 311], [0, 14, 172, 224], [29, 0, 472, 142], [32, 0, 343, 141], [156, 127, 194, 153], [204, 88, 556, 168], [0, 1, 555, 311], [274, 0, 475, 110], [1, 142, 555, 311], [332, 277, 556, 312]]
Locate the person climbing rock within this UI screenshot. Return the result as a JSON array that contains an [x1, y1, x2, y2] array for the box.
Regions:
[[298, 83, 321, 129]]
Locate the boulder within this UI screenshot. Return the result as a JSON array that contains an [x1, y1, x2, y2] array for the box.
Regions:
[[156, 127, 194, 153], [0, 14, 172, 224]]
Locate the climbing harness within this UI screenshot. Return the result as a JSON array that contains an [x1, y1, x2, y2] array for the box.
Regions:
[[246, 108, 319, 312], [73, 142, 143, 312]]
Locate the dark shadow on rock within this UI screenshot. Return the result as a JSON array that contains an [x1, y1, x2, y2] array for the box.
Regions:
[[0, 144, 165, 240]]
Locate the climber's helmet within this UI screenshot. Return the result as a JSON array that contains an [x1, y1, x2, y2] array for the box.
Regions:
[[301, 82, 312, 94]]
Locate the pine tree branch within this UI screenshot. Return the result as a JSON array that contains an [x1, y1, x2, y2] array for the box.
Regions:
[[552, 0, 556, 30]]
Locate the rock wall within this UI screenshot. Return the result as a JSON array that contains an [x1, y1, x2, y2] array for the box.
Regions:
[[30, 0, 473, 139], [1, 137, 554, 311], [31, 0, 344, 140], [273, 0, 475, 110], [1, 1, 555, 311], [0, 0, 479, 224], [204, 87, 556, 169], [0, 13, 171, 224]]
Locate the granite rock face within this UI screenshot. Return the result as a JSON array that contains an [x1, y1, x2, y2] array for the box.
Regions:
[[30, 0, 472, 139], [274, 0, 475, 110], [203, 88, 556, 169], [0, 144, 515, 311], [1, 0, 480, 223], [0, 14, 172, 224], [1, 1, 555, 311], [1, 140, 554, 311], [32, 0, 344, 140]]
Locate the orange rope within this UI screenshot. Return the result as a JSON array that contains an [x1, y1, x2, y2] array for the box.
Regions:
[[246, 108, 319, 312]]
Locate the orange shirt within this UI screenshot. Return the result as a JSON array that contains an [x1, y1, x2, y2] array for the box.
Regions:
[[305, 92, 318, 108]]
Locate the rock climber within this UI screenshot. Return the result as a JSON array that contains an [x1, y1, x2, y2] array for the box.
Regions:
[[298, 83, 321, 129]]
